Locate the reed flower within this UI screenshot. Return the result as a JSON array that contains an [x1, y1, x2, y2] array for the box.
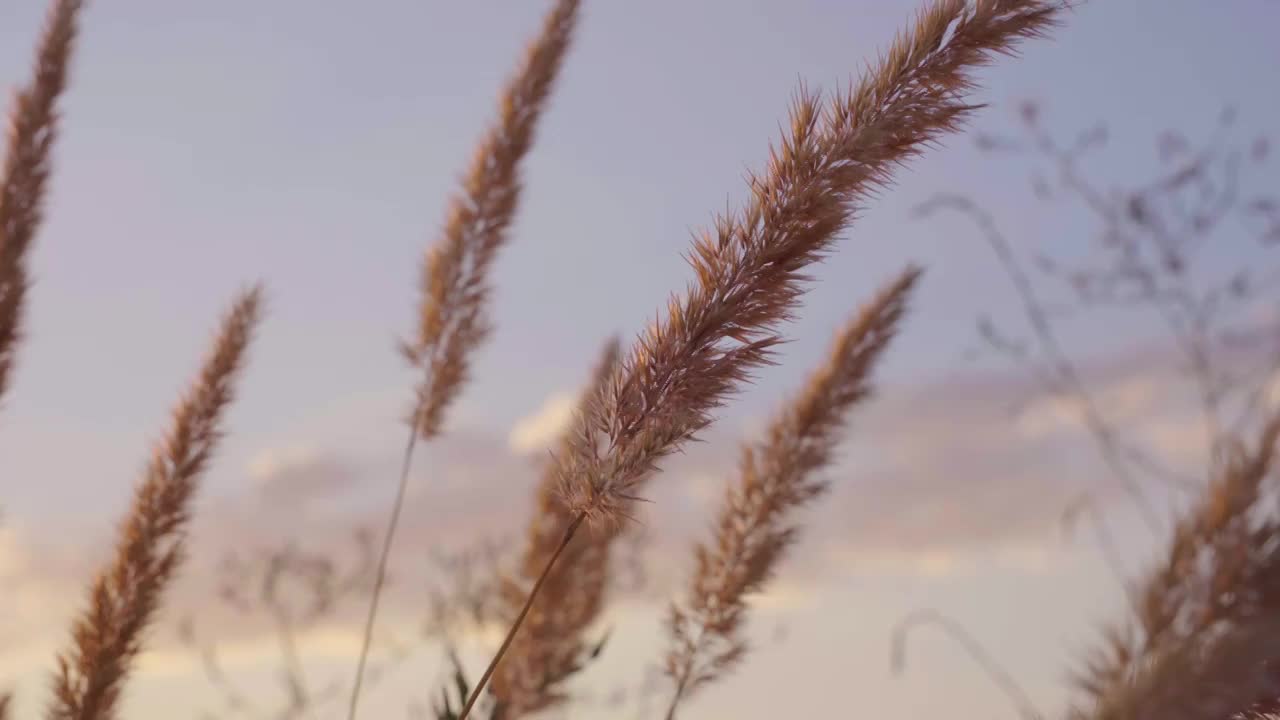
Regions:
[[349, 1, 583, 715], [48, 287, 263, 720], [401, 0, 583, 439], [662, 267, 920, 718], [556, 0, 1061, 528], [0, 0, 84, 407], [459, 4, 1062, 716], [1071, 413, 1280, 719]]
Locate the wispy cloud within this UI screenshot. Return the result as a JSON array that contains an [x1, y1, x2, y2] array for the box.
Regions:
[[249, 445, 361, 505], [0, 339, 1222, 676], [508, 390, 577, 454]]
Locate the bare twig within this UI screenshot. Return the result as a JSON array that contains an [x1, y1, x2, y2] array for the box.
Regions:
[[891, 608, 1043, 720]]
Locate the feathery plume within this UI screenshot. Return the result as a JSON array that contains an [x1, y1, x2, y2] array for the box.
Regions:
[[401, 0, 582, 440], [349, 1, 583, 716], [1085, 617, 1280, 720], [0, 0, 85, 407], [47, 287, 263, 720], [557, 0, 1061, 527], [488, 338, 622, 718], [662, 267, 920, 718], [458, 2, 1061, 716], [1070, 412, 1280, 718]]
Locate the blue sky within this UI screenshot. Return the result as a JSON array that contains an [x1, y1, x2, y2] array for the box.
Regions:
[[1, 0, 1279, 718]]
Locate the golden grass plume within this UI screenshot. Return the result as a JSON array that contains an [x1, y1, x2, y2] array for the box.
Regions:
[[459, 2, 1063, 716], [0, 0, 84, 407], [1070, 413, 1280, 719], [1084, 616, 1280, 720], [556, 0, 1062, 528], [350, 1, 584, 716], [662, 266, 921, 718], [401, 0, 583, 440], [47, 287, 263, 720], [0, 1, 1099, 718]]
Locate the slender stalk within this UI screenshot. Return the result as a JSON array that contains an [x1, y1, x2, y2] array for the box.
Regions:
[[487, 338, 620, 717], [346, 414, 423, 719], [663, 634, 703, 720], [664, 688, 682, 720], [457, 512, 586, 720], [271, 601, 309, 712]]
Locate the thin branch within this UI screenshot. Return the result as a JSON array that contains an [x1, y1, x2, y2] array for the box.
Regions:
[[890, 608, 1043, 720]]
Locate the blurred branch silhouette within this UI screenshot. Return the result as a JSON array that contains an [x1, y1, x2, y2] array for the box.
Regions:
[[905, 98, 1280, 718], [917, 97, 1280, 571], [891, 608, 1043, 720], [920, 97, 1280, 513], [179, 529, 387, 719]]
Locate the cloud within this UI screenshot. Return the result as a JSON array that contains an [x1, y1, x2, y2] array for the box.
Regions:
[[508, 391, 577, 454], [249, 445, 360, 505], [630, 336, 1233, 589], [1012, 372, 1164, 441], [0, 523, 96, 654], [811, 381, 1138, 554], [0, 334, 1250, 661]]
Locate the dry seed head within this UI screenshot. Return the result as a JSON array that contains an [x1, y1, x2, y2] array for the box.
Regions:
[[556, 0, 1061, 527], [353, 3, 584, 716], [1082, 616, 1280, 720], [0, 0, 84, 407], [1070, 412, 1280, 716], [663, 267, 920, 709], [48, 287, 262, 720], [402, 0, 582, 440]]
